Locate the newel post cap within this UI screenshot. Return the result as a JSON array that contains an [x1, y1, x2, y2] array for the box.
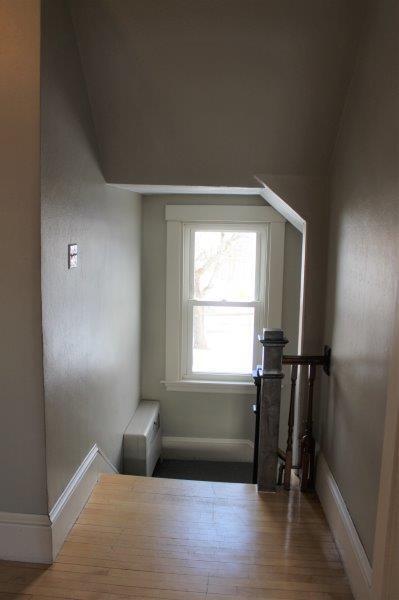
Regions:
[[258, 328, 288, 347]]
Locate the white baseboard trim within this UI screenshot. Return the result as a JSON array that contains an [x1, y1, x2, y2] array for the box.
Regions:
[[0, 444, 117, 564], [0, 511, 52, 563], [316, 453, 372, 600], [50, 444, 118, 560], [162, 436, 254, 462]]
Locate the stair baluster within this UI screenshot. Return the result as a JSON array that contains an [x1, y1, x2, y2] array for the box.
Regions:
[[283, 363, 298, 490], [252, 335, 331, 493]]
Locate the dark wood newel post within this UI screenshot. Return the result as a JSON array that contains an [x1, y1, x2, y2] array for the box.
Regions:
[[257, 328, 288, 492]]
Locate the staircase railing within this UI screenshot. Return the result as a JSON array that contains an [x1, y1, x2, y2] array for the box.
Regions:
[[252, 328, 331, 492]]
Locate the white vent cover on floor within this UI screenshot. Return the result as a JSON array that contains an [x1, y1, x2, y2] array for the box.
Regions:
[[123, 400, 162, 476]]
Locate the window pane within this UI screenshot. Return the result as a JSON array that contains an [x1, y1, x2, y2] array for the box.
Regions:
[[192, 306, 254, 374], [193, 231, 257, 301]]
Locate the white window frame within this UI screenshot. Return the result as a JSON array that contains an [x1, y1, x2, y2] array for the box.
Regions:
[[182, 222, 267, 383], [163, 205, 285, 394]]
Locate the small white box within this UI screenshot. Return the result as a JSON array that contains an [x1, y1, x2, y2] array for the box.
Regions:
[[123, 400, 162, 476]]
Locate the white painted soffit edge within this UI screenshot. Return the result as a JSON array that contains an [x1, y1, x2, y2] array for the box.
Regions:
[[107, 183, 263, 196], [107, 180, 302, 231], [255, 174, 305, 233]]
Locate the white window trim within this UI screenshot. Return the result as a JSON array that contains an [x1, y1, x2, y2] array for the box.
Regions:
[[163, 205, 285, 394]]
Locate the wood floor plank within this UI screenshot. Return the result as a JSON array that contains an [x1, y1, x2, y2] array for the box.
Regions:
[[0, 474, 353, 599], [59, 539, 343, 570], [55, 551, 347, 580]]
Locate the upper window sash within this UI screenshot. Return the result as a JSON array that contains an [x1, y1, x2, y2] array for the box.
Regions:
[[185, 223, 266, 305]]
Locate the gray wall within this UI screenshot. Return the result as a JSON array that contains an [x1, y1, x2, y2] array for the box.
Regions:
[[321, 0, 399, 562], [141, 194, 301, 443], [41, 0, 142, 510], [0, 0, 48, 515], [70, 0, 362, 186]]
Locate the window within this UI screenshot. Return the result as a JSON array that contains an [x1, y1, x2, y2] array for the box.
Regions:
[[164, 205, 285, 393], [186, 226, 264, 379]]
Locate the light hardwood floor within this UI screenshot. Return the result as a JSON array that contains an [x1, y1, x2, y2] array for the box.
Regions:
[[0, 473, 353, 599]]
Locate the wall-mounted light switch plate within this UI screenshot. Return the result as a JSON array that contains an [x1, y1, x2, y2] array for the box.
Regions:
[[68, 243, 78, 268]]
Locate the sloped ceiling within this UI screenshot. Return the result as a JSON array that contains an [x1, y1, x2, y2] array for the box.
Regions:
[[70, 0, 363, 187]]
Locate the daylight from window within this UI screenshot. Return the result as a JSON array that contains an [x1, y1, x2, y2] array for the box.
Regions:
[[192, 230, 257, 375]]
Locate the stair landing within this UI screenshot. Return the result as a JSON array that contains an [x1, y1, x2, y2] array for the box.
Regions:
[[0, 473, 353, 599]]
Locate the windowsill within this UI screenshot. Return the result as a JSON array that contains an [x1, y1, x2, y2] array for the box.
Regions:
[[162, 379, 256, 395]]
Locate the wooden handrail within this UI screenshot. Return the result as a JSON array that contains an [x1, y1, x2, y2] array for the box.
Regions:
[[282, 345, 331, 375]]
